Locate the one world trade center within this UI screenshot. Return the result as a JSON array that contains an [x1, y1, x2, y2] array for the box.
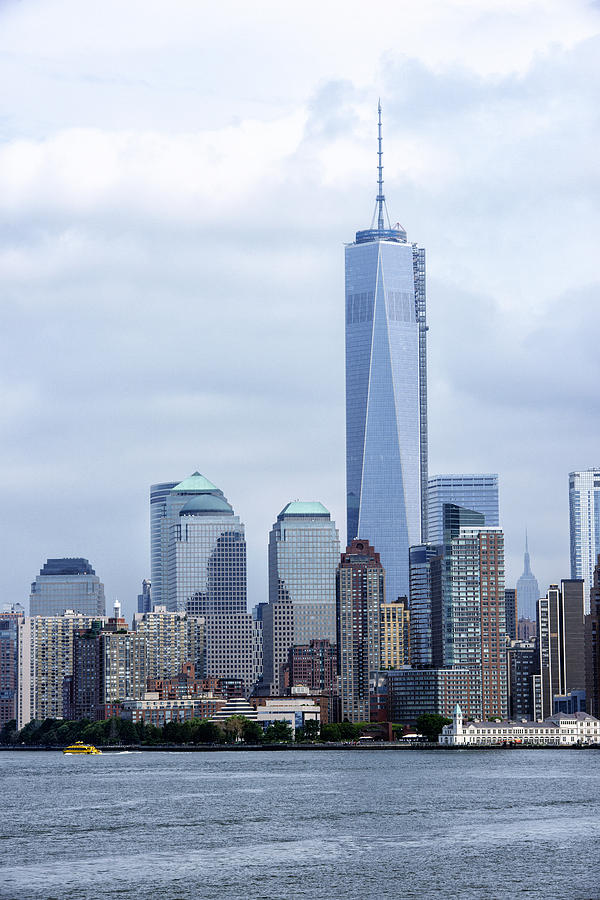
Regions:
[[345, 103, 427, 602]]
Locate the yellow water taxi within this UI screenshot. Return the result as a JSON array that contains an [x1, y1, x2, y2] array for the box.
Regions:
[[63, 741, 102, 755]]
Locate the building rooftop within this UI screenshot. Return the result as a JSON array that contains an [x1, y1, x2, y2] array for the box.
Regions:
[[171, 472, 218, 494], [179, 495, 233, 516], [39, 558, 96, 577], [278, 501, 330, 519]]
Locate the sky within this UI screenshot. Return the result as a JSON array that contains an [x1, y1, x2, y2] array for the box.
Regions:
[[1, 0, 599, 618]]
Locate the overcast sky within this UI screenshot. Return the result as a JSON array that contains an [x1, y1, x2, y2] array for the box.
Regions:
[[1, 0, 599, 617]]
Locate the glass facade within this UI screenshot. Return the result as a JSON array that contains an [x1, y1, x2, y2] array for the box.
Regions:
[[150, 482, 179, 609], [29, 558, 105, 617], [345, 235, 425, 603], [427, 475, 499, 544], [569, 468, 600, 614]]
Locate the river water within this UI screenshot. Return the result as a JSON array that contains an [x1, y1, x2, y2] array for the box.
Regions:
[[1, 748, 600, 899]]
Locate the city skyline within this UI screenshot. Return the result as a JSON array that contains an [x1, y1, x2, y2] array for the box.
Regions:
[[1, 1, 600, 617]]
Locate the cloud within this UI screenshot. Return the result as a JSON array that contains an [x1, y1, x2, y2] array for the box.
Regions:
[[0, 1, 599, 612]]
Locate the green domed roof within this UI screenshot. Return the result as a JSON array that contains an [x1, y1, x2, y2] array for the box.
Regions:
[[278, 501, 330, 518], [179, 494, 233, 516], [172, 472, 218, 494]]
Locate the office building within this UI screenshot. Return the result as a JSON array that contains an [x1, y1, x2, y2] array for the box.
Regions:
[[0, 605, 24, 727], [408, 543, 442, 668], [516, 534, 540, 620], [337, 539, 384, 723], [537, 580, 585, 719], [504, 589, 517, 641], [345, 105, 426, 603], [427, 474, 499, 544], [585, 555, 600, 717], [17, 611, 102, 729], [517, 617, 536, 641], [29, 558, 105, 617], [569, 468, 600, 613], [137, 579, 152, 614], [150, 480, 179, 608], [263, 502, 339, 694], [380, 599, 410, 669], [165, 474, 246, 614], [507, 640, 537, 720]]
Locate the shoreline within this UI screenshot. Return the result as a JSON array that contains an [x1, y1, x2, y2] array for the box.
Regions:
[[1, 742, 597, 752]]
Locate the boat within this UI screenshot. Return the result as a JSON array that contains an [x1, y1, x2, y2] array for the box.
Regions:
[[63, 741, 102, 755]]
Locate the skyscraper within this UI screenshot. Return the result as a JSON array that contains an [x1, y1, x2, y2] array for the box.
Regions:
[[516, 533, 540, 620], [427, 474, 499, 544], [29, 558, 105, 617], [270, 503, 340, 636], [0, 605, 24, 727], [150, 481, 179, 608], [569, 468, 600, 613], [345, 104, 427, 602], [537, 580, 585, 719], [336, 538, 384, 723], [585, 554, 600, 717]]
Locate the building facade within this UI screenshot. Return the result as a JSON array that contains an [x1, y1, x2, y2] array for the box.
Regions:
[[537, 580, 586, 719], [504, 589, 517, 641], [0, 606, 24, 727], [17, 612, 101, 729], [569, 468, 600, 613], [507, 639, 537, 720], [150, 480, 179, 609], [137, 579, 152, 614], [345, 107, 426, 603], [283, 640, 337, 694], [408, 543, 442, 668], [29, 558, 105, 617], [132, 606, 205, 682], [380, 599, 410, 669], [516, 534, 540, 620], [377, 667, 481, 724], [337, 539, 384, 723], [585, 555, 600, 717], [440, 705, 600, 746], [427, 474, 499, 544]]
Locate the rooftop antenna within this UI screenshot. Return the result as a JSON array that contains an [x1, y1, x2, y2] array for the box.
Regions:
[[377, 99, 385, 230]]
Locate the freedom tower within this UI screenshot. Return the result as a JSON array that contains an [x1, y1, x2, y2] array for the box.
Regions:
[[345, 104, 427, 602]]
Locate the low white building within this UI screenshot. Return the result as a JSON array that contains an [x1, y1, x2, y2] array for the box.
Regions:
[[255, 698, 320, 736], [440, 705, 600, 746]]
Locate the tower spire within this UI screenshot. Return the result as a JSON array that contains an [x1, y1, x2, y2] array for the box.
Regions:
[[377, 99, 385, 231]]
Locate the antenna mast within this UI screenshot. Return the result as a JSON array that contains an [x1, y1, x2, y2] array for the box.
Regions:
[[377, 99, 385, 231]]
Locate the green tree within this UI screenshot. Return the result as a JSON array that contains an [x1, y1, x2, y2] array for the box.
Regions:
[[0, 719, 17, 744], [338, 721, 361, 741], [301, 719, 320, 741], [191, 718, 225, 744], [416, 713, 451, 743], [320, 723, 341, 742], [263, 721, 294, 743], [241, 718, 264, 744]]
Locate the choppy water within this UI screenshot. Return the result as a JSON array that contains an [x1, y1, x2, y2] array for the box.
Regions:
[[1, 748, 600, 899]]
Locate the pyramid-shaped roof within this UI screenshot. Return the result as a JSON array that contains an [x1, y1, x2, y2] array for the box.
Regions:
[[171, 472, 218, 494]]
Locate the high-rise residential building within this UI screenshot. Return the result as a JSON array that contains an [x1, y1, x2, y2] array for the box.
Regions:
[[0, 605, 24, 727], [29, 558, 105, 617], [376, 667, 481, 724], [504, 588, 517, 641], [132, 605, 205, 682], [537, 580, 585, 719], [427, 474, 499, 544], [66, 605, 147, 720], [516, 534, 540, 620], [17, 611, 102, 729], [337, 539, 384, 723], [429, 506, 507, 720], [262, 502, 339, 694], [137, 579, 152, 614], [380, 599, 410, 669], [569, 468, 600, 613], [585, 555, 600, 717], [345, 105, 427, 603], [283, 640, 337, 694]]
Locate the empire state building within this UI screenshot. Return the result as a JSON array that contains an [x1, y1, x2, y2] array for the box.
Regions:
[[345, 104, 428, 601]]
